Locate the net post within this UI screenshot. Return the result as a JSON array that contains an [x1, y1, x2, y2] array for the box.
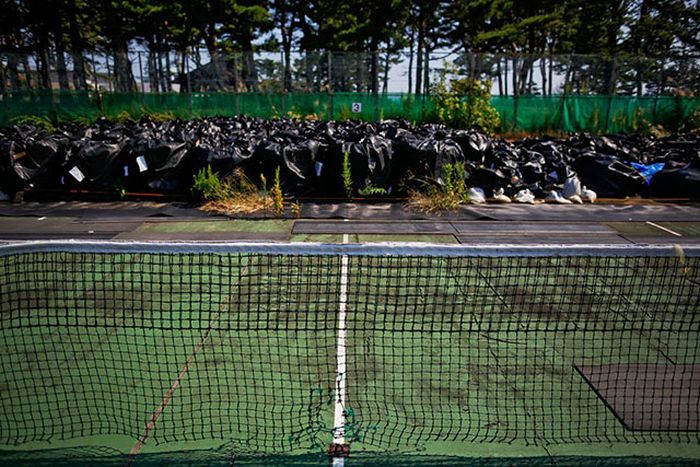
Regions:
[[328, 443, 350, 465]]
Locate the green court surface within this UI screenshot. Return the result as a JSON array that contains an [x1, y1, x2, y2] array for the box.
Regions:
[[135, 219, 293, 233], [0, 248, 698, 465], [291, 234, 459, 244]]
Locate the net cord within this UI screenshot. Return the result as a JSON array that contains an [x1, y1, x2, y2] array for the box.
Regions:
[[1, 241, 700, 258]]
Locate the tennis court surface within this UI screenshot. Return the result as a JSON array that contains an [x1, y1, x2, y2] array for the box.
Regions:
[[0, 241, 699, 465]]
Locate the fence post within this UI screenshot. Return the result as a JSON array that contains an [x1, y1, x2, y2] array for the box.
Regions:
[[328, 52, 333, 121]]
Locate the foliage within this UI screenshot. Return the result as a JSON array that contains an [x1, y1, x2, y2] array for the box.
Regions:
[[273, 166, 284, 217], [681, 109, 700, 135], [291, 201, 302, 218], [197, 168, 273, 214], [358, 185, 388, 197], [408, 162, 469, 213], [10, 115, 55, 132], [191, 165, 226, 201], [432, 68, 500, 135], [441, 162, 469, 202], [342, 151, 353, 199]]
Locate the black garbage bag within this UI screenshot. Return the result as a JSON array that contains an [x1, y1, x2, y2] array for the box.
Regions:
[[468, 167, 508, 192], [573, 153, 647, 197], [452, 130, 489, 165], [280, 140, 321, 195], [432, 139, 466, 184], [361, 134, 392, 189], [0, 138, 64, 193], [141, 141, 197, 194], [61, 141, 124, 190], [649, 159, 700, 199]]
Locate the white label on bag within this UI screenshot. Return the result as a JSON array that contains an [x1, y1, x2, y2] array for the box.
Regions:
[[69, 166, 85, 182], [315, 161, 323, 176], [123, 165, 129, 177], [136, 155, 148, 172]]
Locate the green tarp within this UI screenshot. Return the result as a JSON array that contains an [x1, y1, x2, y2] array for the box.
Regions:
[[1, 91, 698, 133]]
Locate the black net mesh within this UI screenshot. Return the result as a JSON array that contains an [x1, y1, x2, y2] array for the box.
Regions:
[[0, 247, 698, 457]]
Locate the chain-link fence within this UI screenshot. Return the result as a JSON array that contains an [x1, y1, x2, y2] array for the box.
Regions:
[[2, 49, 699, 96], [1, 49, 699, 132]]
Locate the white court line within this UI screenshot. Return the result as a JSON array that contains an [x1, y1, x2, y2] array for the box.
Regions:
[[646, 221, 682, 237], [124, 304, 226, 466], [331, 233, 350, 465]]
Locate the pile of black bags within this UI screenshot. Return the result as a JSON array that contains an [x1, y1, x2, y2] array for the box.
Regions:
[[1, 116, 698, 199]]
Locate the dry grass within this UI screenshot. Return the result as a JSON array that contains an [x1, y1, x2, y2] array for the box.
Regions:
[[407, 189, 463, 213], [197, 169, 276, 215], [201, 191, 273, 215]]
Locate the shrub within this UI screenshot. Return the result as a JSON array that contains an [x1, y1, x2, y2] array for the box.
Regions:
[[11, 115, 55, 132], [192, 165, 225, 201], [431, 65, 500, 134], [273, 166, 284, 217], [441, 162, 469, 202], [408, 162, 469, 213], [194, 167, 273, 215], [342, 151, 353, 199], [358, 185, 388, 197]]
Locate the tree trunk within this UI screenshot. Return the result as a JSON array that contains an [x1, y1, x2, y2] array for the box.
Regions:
[[148, 49, 159, 92], [157, 51, 166, 92], [370, 40, 379, 94], [38, 46, 52, 89], [71, 51, 87, 90], [7, 53, 22, 90], [113, 40, 135, 92], [415, 23, 424, 95], [0, 60, 6, 94], [497, 59, 503, 96], [540, 57, 547, 96], [283, 44, 292, 92], [382, 51, 390, 94], [407, 29, 414, 95], [203, 27, 224, 91], [165, 51, 172, 91], [22, 55, 33, 89], [423, 45, 430, 95], [304, 51, 315, 91], [281, 29, 293, 92], [56, 47, 70, 90], [67, 0, 87, 89]]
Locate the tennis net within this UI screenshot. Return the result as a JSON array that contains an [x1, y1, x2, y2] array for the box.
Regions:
[[0, 242, 698, 458]]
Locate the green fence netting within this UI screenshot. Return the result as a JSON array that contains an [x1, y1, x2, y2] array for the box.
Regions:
[[1, 91, 698, 133]]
